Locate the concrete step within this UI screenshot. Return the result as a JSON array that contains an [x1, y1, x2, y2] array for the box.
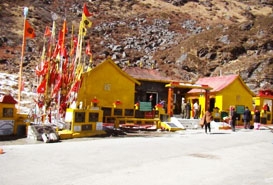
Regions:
[[175, 118, 201, 129]]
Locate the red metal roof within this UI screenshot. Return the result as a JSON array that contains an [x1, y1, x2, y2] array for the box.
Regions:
[[123, 67, 178, 82], [0, 94, 17, 104], [257, 90, 273, 98], [188, 75, 239, 93]]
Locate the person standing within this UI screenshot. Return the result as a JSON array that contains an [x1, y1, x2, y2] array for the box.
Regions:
[[203, 109, 213, 134], [254, 108, 261, 130], [181, 98, 186, 118], [230, 107, 237, 132], [193, 101, 199, 119], [263, 103, 270, 113], [243, 106, 251, 129], [185, 101, 191, 119]]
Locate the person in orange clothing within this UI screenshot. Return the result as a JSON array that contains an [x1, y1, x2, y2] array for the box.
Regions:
[[202, 108, 213, 134]]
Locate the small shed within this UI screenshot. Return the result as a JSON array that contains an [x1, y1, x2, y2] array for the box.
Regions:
[[0, 94, 17, 136], [187, 74, 256, 123], [253, 90, 273, 124], [0, 94, 28, 136]]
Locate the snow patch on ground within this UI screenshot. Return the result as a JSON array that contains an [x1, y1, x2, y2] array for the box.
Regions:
[[0, 72, 36, 114]]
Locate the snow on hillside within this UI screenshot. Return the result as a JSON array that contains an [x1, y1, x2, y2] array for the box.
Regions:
[[0, 72, 37, 114]]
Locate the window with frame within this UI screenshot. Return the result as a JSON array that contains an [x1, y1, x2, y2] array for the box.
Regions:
[[102, 107, 112, 116], [114, 108, 122, 116], [74, 112, 85, 123], [3, 108, 14, 117], [125, 109, 134, 116], [89, 112, 99, 122]]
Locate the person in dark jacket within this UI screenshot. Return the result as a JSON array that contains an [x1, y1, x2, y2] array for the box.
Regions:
[[254, 108, 260, 123], [254, 108, 261, 129], [243, 106, 251, 129], [230, 107, 237, 132]]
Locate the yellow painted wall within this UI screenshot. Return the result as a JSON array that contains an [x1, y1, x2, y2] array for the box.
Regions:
[[77, 59, 139, 109], [0, 102, 28, 135], [198, 95, 206, 117], [220, 78, 253, 112], [253, 97, 261, 107], [214, 95, 223, 110], [186, 76, 254, 122]]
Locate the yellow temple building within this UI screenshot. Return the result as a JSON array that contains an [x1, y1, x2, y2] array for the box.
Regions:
[[187, 74, 256, 125]]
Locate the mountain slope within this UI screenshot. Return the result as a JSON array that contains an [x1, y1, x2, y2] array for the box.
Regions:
[[0, 0, 273, 97]]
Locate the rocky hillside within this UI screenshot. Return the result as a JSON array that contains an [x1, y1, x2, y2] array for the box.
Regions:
[[1, 0, 273, 95]]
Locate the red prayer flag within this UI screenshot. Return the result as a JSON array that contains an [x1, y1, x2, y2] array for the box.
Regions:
[[20, 79, 25, 91], [85, 41, 92, 56], [83, 3, 93, 17], [52, 44, 60, 58], [52, 74, 62, 96], [25, 20, 35, 38], [61, 20, 68, 36], [37, 78, 47, 93], [61, 47, 67, 58], [57, 30, 64, 48], [70, 36, 78, 56], [72, 80, 81, 92], [57, 21, 68, 52], [44, 26, 51, 37], [35, 61, 49, 76]]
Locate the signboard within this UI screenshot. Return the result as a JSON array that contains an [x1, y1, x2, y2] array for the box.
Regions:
[[96, 122, 103, 130], [220, 112, 228, 119], [0, 120, 14, 135], [74, 126, 81, 132], [139, 102, 152, 111], [236, 105, 245, 114]]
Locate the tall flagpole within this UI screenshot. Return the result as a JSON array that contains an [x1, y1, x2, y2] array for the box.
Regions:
[[44, 13, 57, 102], [18, 7, 28, 113], [57, 19, 66, 121]]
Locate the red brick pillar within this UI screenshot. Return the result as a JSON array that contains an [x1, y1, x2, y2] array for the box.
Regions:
[[205, 89, 210, 111]]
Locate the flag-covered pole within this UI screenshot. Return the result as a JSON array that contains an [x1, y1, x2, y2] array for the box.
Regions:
[[57, 19, 66, 120], [18, 7, 28, 113], [44, 14, 57, 101]]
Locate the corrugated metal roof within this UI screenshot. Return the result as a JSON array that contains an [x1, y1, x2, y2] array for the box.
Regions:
[[123, 67, 178, 82], [188, 75, 238, 93], [257, 90, 273, 98]]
